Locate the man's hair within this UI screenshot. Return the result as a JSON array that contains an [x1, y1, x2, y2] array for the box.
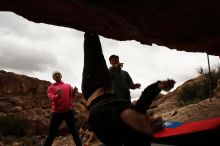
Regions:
[[167, 79, 176, 89], [109, 54, 119, 61]]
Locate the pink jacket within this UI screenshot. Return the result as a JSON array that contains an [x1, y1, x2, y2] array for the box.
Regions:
[[47, 81, 74, 112]]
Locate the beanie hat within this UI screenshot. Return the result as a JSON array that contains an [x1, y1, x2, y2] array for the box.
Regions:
[[52, 71, 61, 76]]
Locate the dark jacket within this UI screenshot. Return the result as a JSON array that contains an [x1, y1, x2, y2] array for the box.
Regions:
[[109, 67, 135, 101]]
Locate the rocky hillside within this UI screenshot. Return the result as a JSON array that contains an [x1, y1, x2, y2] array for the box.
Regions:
[[149, 75, 220, 122], [0, 70, 88, 146], [0, 70, 219, 146], [0, 70, 51, 134]]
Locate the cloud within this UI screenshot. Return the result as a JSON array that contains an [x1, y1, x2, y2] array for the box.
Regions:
[[0, 12, 84, 76], [0, 12, 58, 74], [0, 39, 57, 73]]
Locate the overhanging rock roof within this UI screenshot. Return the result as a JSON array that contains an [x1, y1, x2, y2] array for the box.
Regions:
[[0, 0, 220, 56]]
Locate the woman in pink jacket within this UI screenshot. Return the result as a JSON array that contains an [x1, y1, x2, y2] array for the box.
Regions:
[[43, 71, 82, 146]]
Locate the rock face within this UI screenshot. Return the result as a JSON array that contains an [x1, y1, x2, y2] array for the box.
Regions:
[[0, 70, 50, 96], [0, 0, 220, 56], [0, 70, 51, 135], [0, 70, 88, 137]]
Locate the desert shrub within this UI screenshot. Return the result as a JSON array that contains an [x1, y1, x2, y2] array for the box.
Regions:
[[0, 116, 29, 136], [200, 65, 220, 97], [177, 64, 220, 106], [177, 83, 200, 106], [176, 97, 201, 107]]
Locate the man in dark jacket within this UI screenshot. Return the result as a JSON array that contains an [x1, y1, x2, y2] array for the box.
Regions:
[[109, 54, 141, 101], [81, 32, 175, 146]]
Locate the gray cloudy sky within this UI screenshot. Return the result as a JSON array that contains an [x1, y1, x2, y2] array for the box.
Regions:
[[0, 12, 219, 99]]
